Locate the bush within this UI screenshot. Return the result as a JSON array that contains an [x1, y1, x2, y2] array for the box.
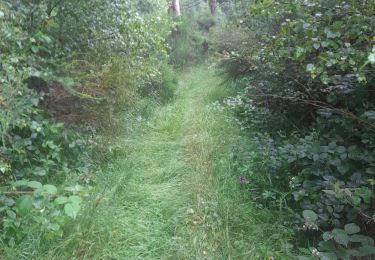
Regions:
[[219, 0, 375, 258], [0, 0, 173, 248]]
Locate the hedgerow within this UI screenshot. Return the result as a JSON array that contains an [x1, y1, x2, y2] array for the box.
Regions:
[[218, 0, 375, 258], [0, 0, 173, 249]]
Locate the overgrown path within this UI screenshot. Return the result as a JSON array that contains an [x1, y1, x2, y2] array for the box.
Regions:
[[43, 65, 286, 259], [95, 65, 233, 259]]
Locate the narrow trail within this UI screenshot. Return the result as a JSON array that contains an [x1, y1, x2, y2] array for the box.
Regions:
[[46, 65, 282, 259], [98, 65, 231, 259], [91, 65, 237, 259]]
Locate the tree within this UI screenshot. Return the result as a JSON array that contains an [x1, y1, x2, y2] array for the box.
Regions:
[[209, 0, 217, 16], [169, 0, 181, 16]]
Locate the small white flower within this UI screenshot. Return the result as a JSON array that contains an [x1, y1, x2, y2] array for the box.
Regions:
[[312, 248, 320, 256]]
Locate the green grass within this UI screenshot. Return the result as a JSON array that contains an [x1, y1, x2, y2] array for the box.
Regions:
[[5, 64, 293, 259]]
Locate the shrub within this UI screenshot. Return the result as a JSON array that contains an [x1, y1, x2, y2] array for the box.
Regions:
[[219, 0, 375, 258], [0, 0, 173, 248]]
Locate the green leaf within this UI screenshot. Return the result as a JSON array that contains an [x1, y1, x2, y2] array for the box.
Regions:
[[321, 41, 329, 48], [355, 246, 375, 256], [63, 196, 82, 219], [55, 196, 68, 205], [350, 235, 374, 246], [362, 111, 375, 121], [27, 181, 43, 189], [64, 185, 83, 193], [31, 45, 39, 53], [1, 197, 15, 206], [324, 28, 340, 39], [34, 168, 47, 177], [15, 195, 33, 216], [42, 184, 57, 194], [12, 180, 29, 187], [323, 231, 333, 241], [332, 228, 350, 247], [41, 35, 52, 44], [320, 252, 337, 260], [296, 47, 306, 59], [335, 247, 351, 260], [336, 146, 346, 154], [344, 223, 360, 234], [68, 195, 82, 205], [6, 209, 16, 219], [47, 223, 60, 231], [64, 203, 80, 219], [318, 240, 335, 251], [323, 190, 336, 196], [302, 210, 318, 222], [313, 43, 320, 50]]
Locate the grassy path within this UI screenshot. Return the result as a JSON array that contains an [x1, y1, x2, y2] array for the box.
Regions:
[[31, 65, 291, 259], [95, 66, 236, 259]]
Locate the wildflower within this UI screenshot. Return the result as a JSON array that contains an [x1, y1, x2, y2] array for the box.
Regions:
[[312, 248, 320, 257], [239, 176, 247, 184], [315, 12, 322, 17]]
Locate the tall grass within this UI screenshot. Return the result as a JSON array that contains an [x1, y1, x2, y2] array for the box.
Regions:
[[5, 65, 294, 259]]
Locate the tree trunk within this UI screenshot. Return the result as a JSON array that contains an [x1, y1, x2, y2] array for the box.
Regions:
[[170, 0, 181, 17], [209, 0, 217, 16]]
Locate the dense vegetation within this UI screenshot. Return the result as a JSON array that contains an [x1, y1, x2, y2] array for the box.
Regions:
[[1, 0, 375, 259], [218, 0, 375, 258], [0, 0, 174, 251]]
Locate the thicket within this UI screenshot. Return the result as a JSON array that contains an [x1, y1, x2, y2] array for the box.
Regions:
[[218, 0, 375, 258], [0, 0, 175, 250]]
